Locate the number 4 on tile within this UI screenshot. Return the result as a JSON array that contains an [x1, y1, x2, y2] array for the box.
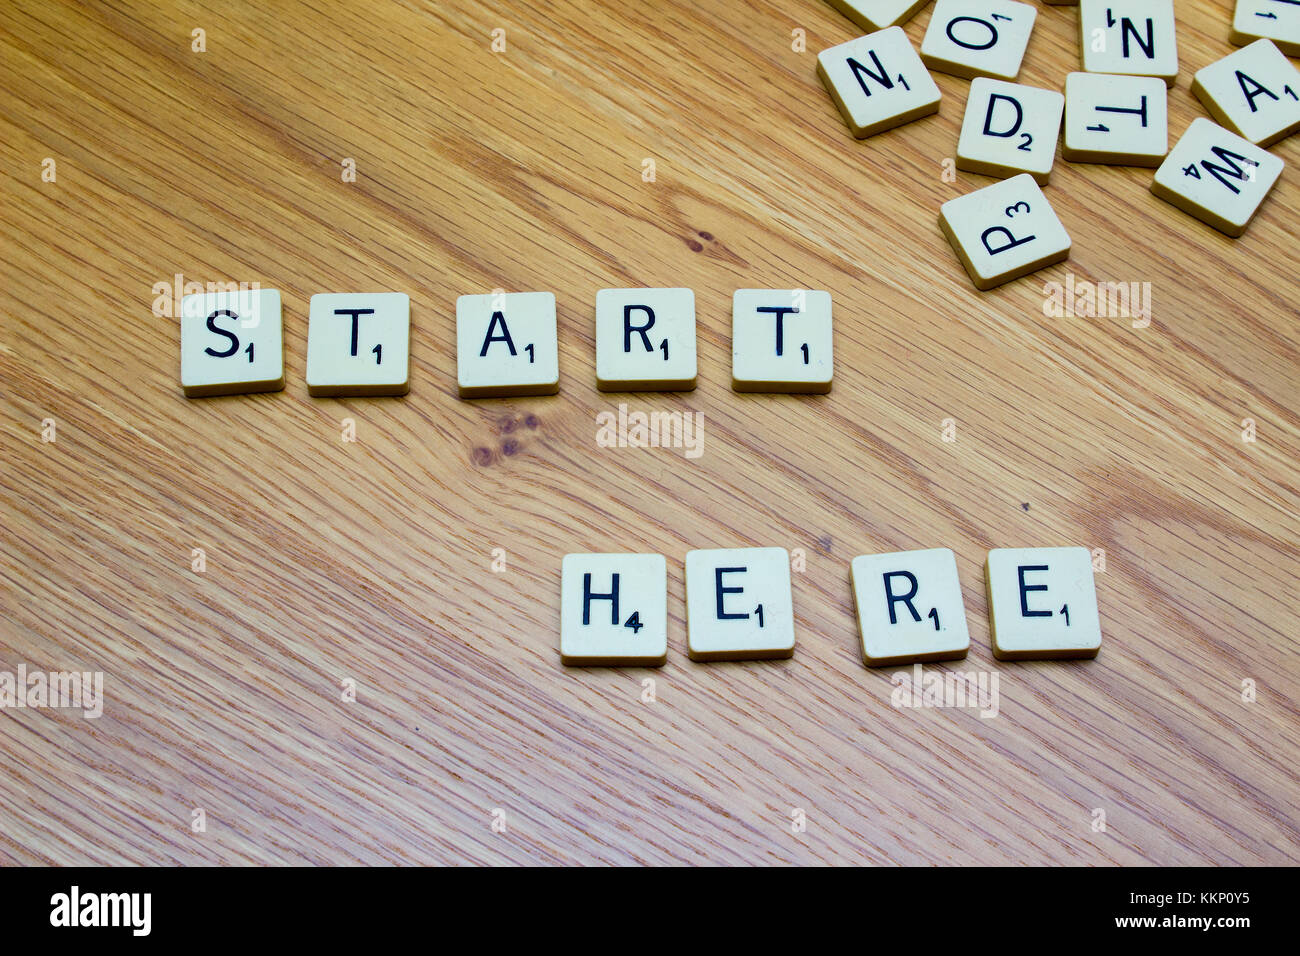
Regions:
[[560, 554, 667, 666]]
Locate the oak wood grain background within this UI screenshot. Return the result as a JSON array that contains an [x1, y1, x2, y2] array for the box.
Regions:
[[1, 0, 1297, 865]]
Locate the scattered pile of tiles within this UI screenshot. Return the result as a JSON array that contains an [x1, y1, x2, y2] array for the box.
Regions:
[[178, 288, 834, 397], [817, 0, 1299, 288], [560, 546, 1102, 666]]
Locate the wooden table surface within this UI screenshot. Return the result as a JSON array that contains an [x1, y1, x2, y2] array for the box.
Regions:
[[1, 0, 1297, 866]]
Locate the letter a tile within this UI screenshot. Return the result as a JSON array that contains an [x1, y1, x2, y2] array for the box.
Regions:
[[457, 291, 559, 398], [1191, 39, 1300, 148]]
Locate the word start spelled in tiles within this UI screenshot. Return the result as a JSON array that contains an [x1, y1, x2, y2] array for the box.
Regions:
[[595, 288, 697, 391]]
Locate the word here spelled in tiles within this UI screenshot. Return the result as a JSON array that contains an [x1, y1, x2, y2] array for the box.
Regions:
[[685, 548, 797, 662], [986, 548, 1102, 660], [851, 548, 972, 666], [561, 546, 1103, 667], [560, 553, 668, 666]]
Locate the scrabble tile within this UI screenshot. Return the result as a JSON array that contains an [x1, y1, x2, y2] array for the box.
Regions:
[[1150, 118, 1284, 237], [1191, 40, 1300, 148], [938, 174, 1071, 290], [850, 548, 971, 667], [685, 547, 795, 661], [956, 78, 1064, 184], [456, 291, 559, 398], [824, 0, 934, 31], [305, 293, 410, 397], [986, 547, 1101, 660], [921, 0, 1037, 81], [180, 289, 284, 398], [1079, 0, 1178, 87], [1231, 0, 1300, 57], [731, 289, 833, 393], [595, 288, 697, 391], [1062, 72, 1168, 166], [560, 553, 667, 666], [817, 27, 942, 139]]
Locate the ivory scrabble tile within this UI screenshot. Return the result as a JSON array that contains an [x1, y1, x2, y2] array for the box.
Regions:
[[1079, 0, 1178, 87], [560, 553, 667, 666], [180, 288, 284, 398], [1151, 118, 1284, 237], [938, 174, 1070, 290], [306, 293, 410, 397], [921, 0, 1037, 81], [732, 289, 833, 393], [1231, 0, 1300, 57], [1191, 40, 1300, 148], [817, 27, 942, 139], [851, 548, 971, 667], [824, 0, 934, 32], [956, 78, 1064, 184], [986, 547, 1101, 660], [685, 547, 795, 661], [595, 288, 697, 391], [1062, 72, 1168, 165], [456, 291, 559, 398]]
